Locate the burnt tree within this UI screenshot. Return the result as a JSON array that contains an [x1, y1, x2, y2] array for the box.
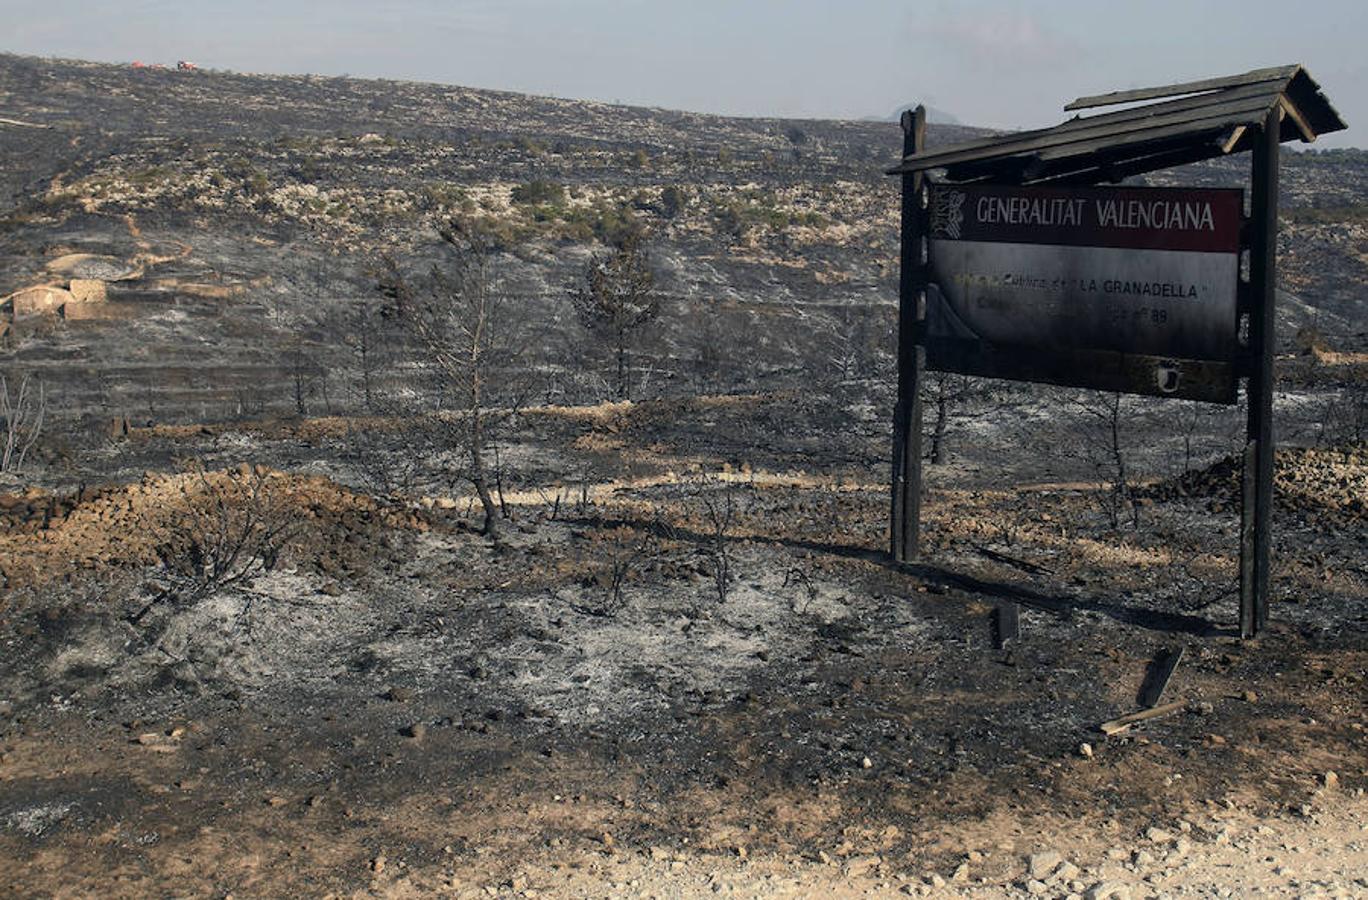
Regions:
[[377, 224, 519, 543], [568, 235, 659, 400]]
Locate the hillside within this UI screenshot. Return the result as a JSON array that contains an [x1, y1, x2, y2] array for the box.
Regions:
[[1, 53, 1364, 428]]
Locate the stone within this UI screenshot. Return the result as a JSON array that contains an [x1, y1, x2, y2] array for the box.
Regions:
[[266, 796, 288, 807], [406, 723, 427, 740], [1056, 862, 1081, 882], [371, 855, 386, 874], [951, 862, 969, 882], [1145, 827, 1174, 844], [68, 279, 108, 303], [926, 874, 946, 888], [845, 856, 879, 877], [1029, 851, 1063, 879], [1085, 882, 1131, 900], [1078, 742, 1094, 759], [8, 285, 72, 319], [1323, 771, 1339, 790], [1242, 690, 1259, 703], [385, 686, 412, 702], [1026, 879, 1049, 895], [861, 756, 873, 769]]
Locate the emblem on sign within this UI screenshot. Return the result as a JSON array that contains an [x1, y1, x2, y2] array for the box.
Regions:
[[929, 189, 966, 239]]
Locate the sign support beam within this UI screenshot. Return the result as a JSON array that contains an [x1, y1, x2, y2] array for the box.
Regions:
[[892, 106, 927, 563], [1240, 106, 1280, 639]]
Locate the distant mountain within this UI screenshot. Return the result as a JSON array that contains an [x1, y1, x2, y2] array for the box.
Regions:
[[864, 104, 962, 126]]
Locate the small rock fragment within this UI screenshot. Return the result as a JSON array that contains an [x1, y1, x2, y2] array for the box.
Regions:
[[1079, 742, 1094, 760], [1085, 881, 1131, 900], [1323, 771, 1339, 791], [1029, 850, 1063, 879], [1145, 826, 1174, 844], [371, 855, 386, 874]]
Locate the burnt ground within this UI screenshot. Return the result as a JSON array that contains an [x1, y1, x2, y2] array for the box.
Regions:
[[1, 53, 1366, 898], [1, 384, 1365, 899]]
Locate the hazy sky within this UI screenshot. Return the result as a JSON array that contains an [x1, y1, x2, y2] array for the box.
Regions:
[[4, 0, 1363, 147]]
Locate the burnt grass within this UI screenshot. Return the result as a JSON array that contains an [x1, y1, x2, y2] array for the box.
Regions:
[[0, 54, 1366, 897]]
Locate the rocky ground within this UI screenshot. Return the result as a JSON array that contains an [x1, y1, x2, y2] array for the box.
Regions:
[[1, 54, 1366, 899], [1, 391, 1365, 898]]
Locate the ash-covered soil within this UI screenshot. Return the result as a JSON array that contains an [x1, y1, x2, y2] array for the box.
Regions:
[[1, 53, 1367, 899], [1, 390, 1365, 898]]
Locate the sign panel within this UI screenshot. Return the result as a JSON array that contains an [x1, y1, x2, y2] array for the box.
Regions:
[[925, 184, 1243, 402]]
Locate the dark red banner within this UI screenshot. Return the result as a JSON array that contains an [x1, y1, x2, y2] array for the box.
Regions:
[[929, 184, 1243, 253]]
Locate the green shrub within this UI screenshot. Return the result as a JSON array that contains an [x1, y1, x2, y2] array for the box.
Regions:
[[558, 199, 642, 246], [511, 180, 566, 205], [516, 136, 547, 156], [660, 185, 688, 218], [420, 183, 471, 211]]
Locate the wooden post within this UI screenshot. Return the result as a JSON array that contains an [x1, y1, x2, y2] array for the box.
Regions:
[[1240, 105, 1279, 638], [891, 106, 927, 562]]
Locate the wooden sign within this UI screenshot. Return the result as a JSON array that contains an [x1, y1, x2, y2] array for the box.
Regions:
[[924, 184, 1243, 403]]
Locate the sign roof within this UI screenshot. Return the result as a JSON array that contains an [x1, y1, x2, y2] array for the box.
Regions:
[[888, 65, 1346, 186]]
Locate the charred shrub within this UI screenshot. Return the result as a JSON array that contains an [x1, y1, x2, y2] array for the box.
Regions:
[[153, 464, 302, 604]]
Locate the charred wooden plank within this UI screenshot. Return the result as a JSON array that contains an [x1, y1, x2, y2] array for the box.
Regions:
[[1100, 700, 1187, 736], [1064, 65, 1300, 111], [993, 602, 1020, 650], [1137, 646, 1185, 709], [1240, 106, 1280, 639], [890, 106, 927, 563]]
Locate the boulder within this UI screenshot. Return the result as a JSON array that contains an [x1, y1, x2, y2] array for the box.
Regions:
[[68, 278, 108, 303], [7, 285, 72, 319]]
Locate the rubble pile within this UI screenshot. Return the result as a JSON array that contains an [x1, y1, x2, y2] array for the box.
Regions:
[[0, 466, 429, 592]]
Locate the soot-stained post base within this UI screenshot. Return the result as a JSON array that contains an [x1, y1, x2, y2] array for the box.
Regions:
[[891, 105, 927, 564]]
